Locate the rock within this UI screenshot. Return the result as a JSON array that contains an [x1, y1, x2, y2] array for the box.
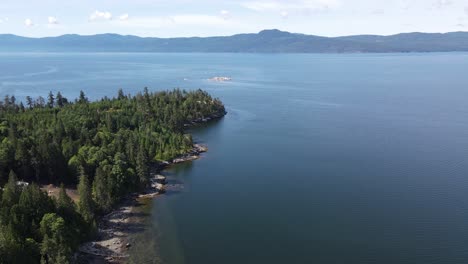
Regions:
[[194, 144, 208, 153], [156, 175, 167, 184], [125, 243, 131, 248], [156, 184, 166, 194]]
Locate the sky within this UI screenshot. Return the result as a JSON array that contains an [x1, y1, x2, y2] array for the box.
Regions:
[[0, 0, 468, 37]]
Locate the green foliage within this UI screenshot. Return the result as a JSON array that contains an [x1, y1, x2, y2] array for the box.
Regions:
[[77, 171, 94, 225], [16, 184, 55, 240], [0, 88, 225, 263], [136, 146, 150, 188], [0, 182, 58, 263], [0, 88, 223, 190], [39, 213, 71, 264], [56, 184, 75, 215], [1, 171, 20, 210], [92, 166, 113, 212]]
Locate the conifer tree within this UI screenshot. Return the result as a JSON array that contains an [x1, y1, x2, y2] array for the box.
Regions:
[[47, 91, 55, 108], [136, 147, 150, 187], [77, 169, 94, 224], [2, 171, 20, 208], [57, 184, 75, 215]]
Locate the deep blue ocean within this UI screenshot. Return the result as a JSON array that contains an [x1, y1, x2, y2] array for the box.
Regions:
[[2, 52, 468, 264]]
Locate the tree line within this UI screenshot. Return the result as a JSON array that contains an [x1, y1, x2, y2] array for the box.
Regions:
[[0, 88, 225, 263]]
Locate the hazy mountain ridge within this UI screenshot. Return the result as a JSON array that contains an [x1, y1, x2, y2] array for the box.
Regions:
[[1, 29, 468, 53]]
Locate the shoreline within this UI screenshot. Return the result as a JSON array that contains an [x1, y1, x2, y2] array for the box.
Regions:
[[77, 143, 208, 264], [76, 112, 225, 264]]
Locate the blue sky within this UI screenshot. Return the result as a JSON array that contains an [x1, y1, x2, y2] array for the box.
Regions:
[[1, 0, 468, 37]]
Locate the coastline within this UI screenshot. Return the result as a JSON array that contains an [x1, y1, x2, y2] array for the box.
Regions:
[[76, 112, 225, 264], [77, 143, 208, 264]]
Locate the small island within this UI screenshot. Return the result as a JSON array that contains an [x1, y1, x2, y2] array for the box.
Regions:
[[208, 76, 232, 82], [0, 88, 226, 263]]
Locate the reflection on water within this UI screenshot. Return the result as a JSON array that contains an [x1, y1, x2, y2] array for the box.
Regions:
[[127, 200, 162, 264], [128, 161, 196, 264]]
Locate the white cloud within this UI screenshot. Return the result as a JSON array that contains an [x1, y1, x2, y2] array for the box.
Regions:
[[220, 10, 230, 20], [434, 0, 451, 9], [48, 16, 59, 24], [119, 14, 129, 21], [372, 9, 385, 15], [280, 11, 289, 18], [400, 1, 410, 11], [24, 18, 34, 27], [89, 10, 112, 21], [242, 0, 340, 13], [465, 7, 468, 16]]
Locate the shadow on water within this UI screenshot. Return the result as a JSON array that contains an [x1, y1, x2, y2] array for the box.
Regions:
[[127, 192, 186, 264], [163, 189, 183, 196], [126, 148, 199, 264], [126, 199, 165, 264], [187, 116, 227, 142], [127, 117, 226, 264], [165, 179, 184, 185]]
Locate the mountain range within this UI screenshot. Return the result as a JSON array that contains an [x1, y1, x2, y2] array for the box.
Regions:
[[1, 29, 468, 53]]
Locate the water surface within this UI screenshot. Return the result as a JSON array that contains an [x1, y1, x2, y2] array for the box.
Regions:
[[2, 52, 468, 264]]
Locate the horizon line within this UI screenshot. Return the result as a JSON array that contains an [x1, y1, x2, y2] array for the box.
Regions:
[[2, 29, 468, 39]]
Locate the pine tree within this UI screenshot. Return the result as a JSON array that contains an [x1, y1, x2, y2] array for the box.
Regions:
[[92, 166, 112, 212], [56, 92, 65, 107], [77, 169, 94, 224], [78, 90, 88, 104], [47, 91, 54, 108], [36, 96, 45, 108], [26, 96, 33, 109], [117, 88, 125, 100], [19, 102, 25, 112], [1, 171, 20, 208], [136, 147, 150, 187], [57, 184, 75, 216]]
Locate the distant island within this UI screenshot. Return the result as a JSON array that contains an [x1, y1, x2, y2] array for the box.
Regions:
[[2, 29, 468, 53], [209, 77, 232, 82]]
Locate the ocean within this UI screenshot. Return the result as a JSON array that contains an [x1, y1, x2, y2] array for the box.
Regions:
[[2, 52, 468, 263]]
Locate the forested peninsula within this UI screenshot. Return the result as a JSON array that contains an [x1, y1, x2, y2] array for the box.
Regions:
[[0, 88, 226, 263]]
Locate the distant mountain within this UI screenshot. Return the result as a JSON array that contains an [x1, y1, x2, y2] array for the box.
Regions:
[[1, 29, 468, 53]]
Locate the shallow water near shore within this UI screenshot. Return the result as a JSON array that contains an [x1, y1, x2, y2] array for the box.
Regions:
[[3, 52, 468, 263]]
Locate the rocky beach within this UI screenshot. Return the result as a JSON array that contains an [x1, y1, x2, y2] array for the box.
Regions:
[[76, 143, 209, 263]]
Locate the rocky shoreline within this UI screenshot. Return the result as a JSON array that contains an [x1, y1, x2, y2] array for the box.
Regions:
[[76, 108, 226, 263], [76, 143, 208, 263], [75, 111, 225, 264]]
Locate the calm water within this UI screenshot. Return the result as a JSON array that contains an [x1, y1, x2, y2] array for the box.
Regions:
[[2, 52, 468, 263]]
